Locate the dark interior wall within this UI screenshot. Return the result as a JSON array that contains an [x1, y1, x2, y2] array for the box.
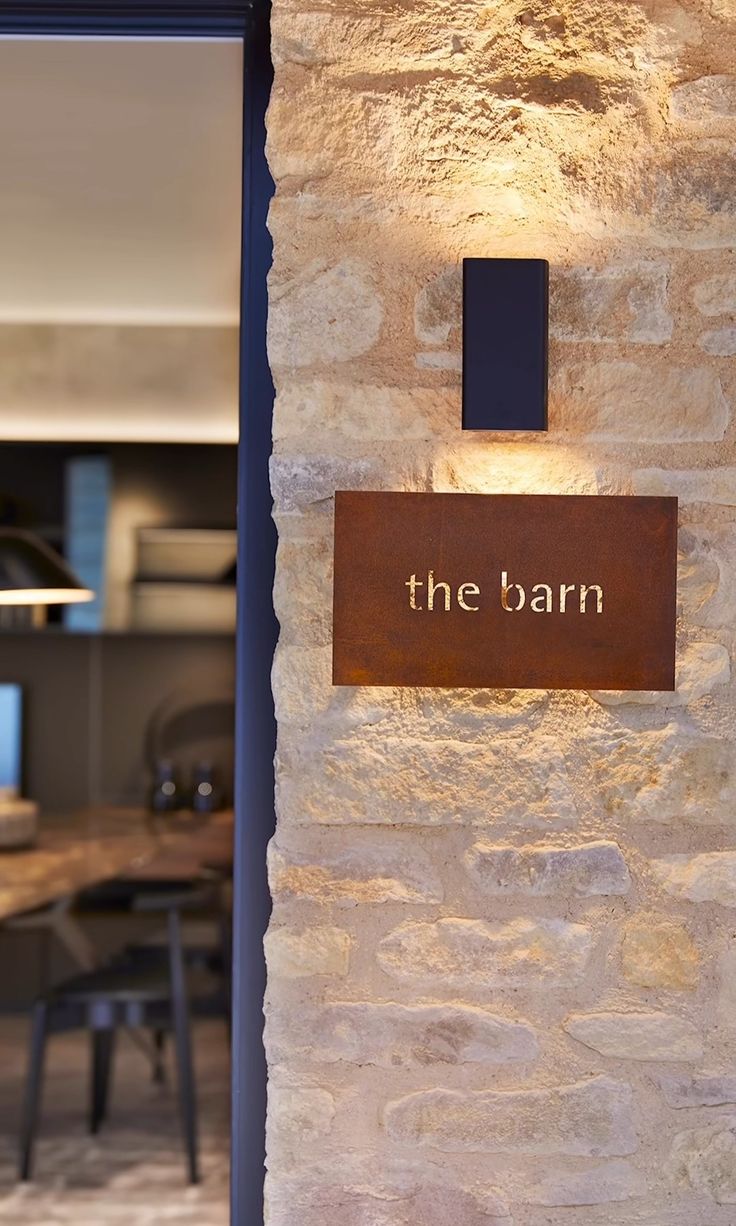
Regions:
[[0, 442, 237, 536], [0, 442, 237, 812], [0, 631, 235, 812]]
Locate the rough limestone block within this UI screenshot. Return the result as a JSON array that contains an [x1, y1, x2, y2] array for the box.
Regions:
[[658, 1074, 736, 1108], [621, 918, 700, 989], [414, 266, 461, 345], [268, 840, 444, 905], [590, 640, 730, 706], [553, 361, 728, 441], [267, 1168, 512, 1226], [384, 1076, 637, 1156], [515, 1159, 647, 1206], [699, 326, 736, 356], [377, 917, 593, 988], [264, 925, 351, 978], [652, 851, 736, 907], [680, 534, 721, 621], [465, 839, 630, 897], [712, 0, 736, 19], [274, 380, 457, 443], [273, 536, 332, 647], [693, 272, 736, 315], [564, 1011, 703, 1061], [632, 142, 736, 246], [668, 1117, 736, 1203], [433, 442, 605, 499], [593, 723, 736, 825], [267, 1086, 335, 1154], [671, 75, 736, 124], [268, 258, 383, 367], [718, 948, 736, 1030], [266, 1001, 539, 1068], [634, 466, 736, 505], [269, 454, 379, 514], [277, 731, 578, 827], [549, 263, 672, 344]]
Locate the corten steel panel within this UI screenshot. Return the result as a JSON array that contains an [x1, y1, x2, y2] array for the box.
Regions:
[[333, 492, 677, 690]]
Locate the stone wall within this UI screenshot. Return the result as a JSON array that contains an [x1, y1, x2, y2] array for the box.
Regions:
[[264, 1, 736, 1222]]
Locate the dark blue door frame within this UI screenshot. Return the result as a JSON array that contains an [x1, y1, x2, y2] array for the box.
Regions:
[[232, 7, 277, 1225], [0, 5, 276, 1223]]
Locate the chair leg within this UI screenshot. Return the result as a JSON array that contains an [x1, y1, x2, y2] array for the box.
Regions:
[[19, 1000, 48, 1182], [89, 1029, 115, 1135], [168, 908, 199, 1185], [152, 1028, 166, 1085]]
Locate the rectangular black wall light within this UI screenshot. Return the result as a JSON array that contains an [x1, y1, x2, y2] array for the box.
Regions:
[[462, 257, 549, 431]]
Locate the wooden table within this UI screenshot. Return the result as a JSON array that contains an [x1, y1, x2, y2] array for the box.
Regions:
[[0, 808, 233, 966]]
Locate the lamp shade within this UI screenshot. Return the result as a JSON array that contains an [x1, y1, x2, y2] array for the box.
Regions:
[[0, 529, 94, 605]]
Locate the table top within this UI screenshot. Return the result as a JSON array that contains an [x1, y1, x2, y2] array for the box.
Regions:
[[0, 808, 233, 923]]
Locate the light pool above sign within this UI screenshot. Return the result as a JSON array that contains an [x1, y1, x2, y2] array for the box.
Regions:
[[332, 492, 677, 691]]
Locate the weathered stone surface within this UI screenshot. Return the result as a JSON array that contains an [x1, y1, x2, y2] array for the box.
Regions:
[[415, 349, 462, 371], [699, 326, 736, 356], [678, 525, 722, 625], [659, 1073, 736, 1108], [269, 258, 383, 367], [267, 1001, 539, 1068], [633, 142, 736, 245], [550, 263, 672, 344], [268, 1086, 336, 1150], [264, 925, 351, 978], [564, 1011, 702, 1061], [591, 640, 730, 705], [671, 75, 736, 124], [414, 266, 461, 345], [693, 271, 736, 314], [594, 722, 736, 825], [413, 686, 550, 735], [277, 730, 578, 827], [465, 840, 630, 897], [517, 1159, 647, 1206], [274, 380, 456, 442], [384, 1077, 637, 1156], [267, 1168, 511, 1226], [634, 466, 736, 505], [622, 919, 700, 989], [668, 1117, 736, 1202], [270, 454, 380, 514], [377, 917, 594, 988], [265, 0, 736, 1213], [553, 361, 728, 441], [268, 840, 443, 905], [273, 536, 332, 646], [718, 947, 736, 1030], [652, 852, 736, 907], [435, 442, 604, 498], [712, 0, 736, 20]]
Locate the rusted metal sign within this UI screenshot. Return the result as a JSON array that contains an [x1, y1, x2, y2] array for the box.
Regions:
[[332, 492, 677, 690]]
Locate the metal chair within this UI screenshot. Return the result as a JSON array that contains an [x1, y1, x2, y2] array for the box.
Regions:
[[19, 890, 222, 1185]]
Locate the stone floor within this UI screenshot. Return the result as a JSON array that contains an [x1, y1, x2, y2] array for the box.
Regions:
[[0, 1016, 230, 1224]]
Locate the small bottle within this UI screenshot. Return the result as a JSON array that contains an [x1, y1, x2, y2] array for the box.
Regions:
[[191, 761, 220, 814], [149, 760, 180, 814]]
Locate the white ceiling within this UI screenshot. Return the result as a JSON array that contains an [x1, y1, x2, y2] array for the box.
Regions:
[[0, 38, 243, 325]]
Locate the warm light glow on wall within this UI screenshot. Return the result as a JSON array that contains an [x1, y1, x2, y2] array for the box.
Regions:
[[432, 442, 604, 498]]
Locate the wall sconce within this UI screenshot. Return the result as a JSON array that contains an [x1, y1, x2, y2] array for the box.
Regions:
[[0, 530, 94, 605], [462, 258, 549, 432]]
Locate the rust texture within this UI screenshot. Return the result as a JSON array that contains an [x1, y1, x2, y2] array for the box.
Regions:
[[332, 492, 677, 690]]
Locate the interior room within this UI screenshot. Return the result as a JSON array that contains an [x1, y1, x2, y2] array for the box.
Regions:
[[0, 34, 242, 1226]]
